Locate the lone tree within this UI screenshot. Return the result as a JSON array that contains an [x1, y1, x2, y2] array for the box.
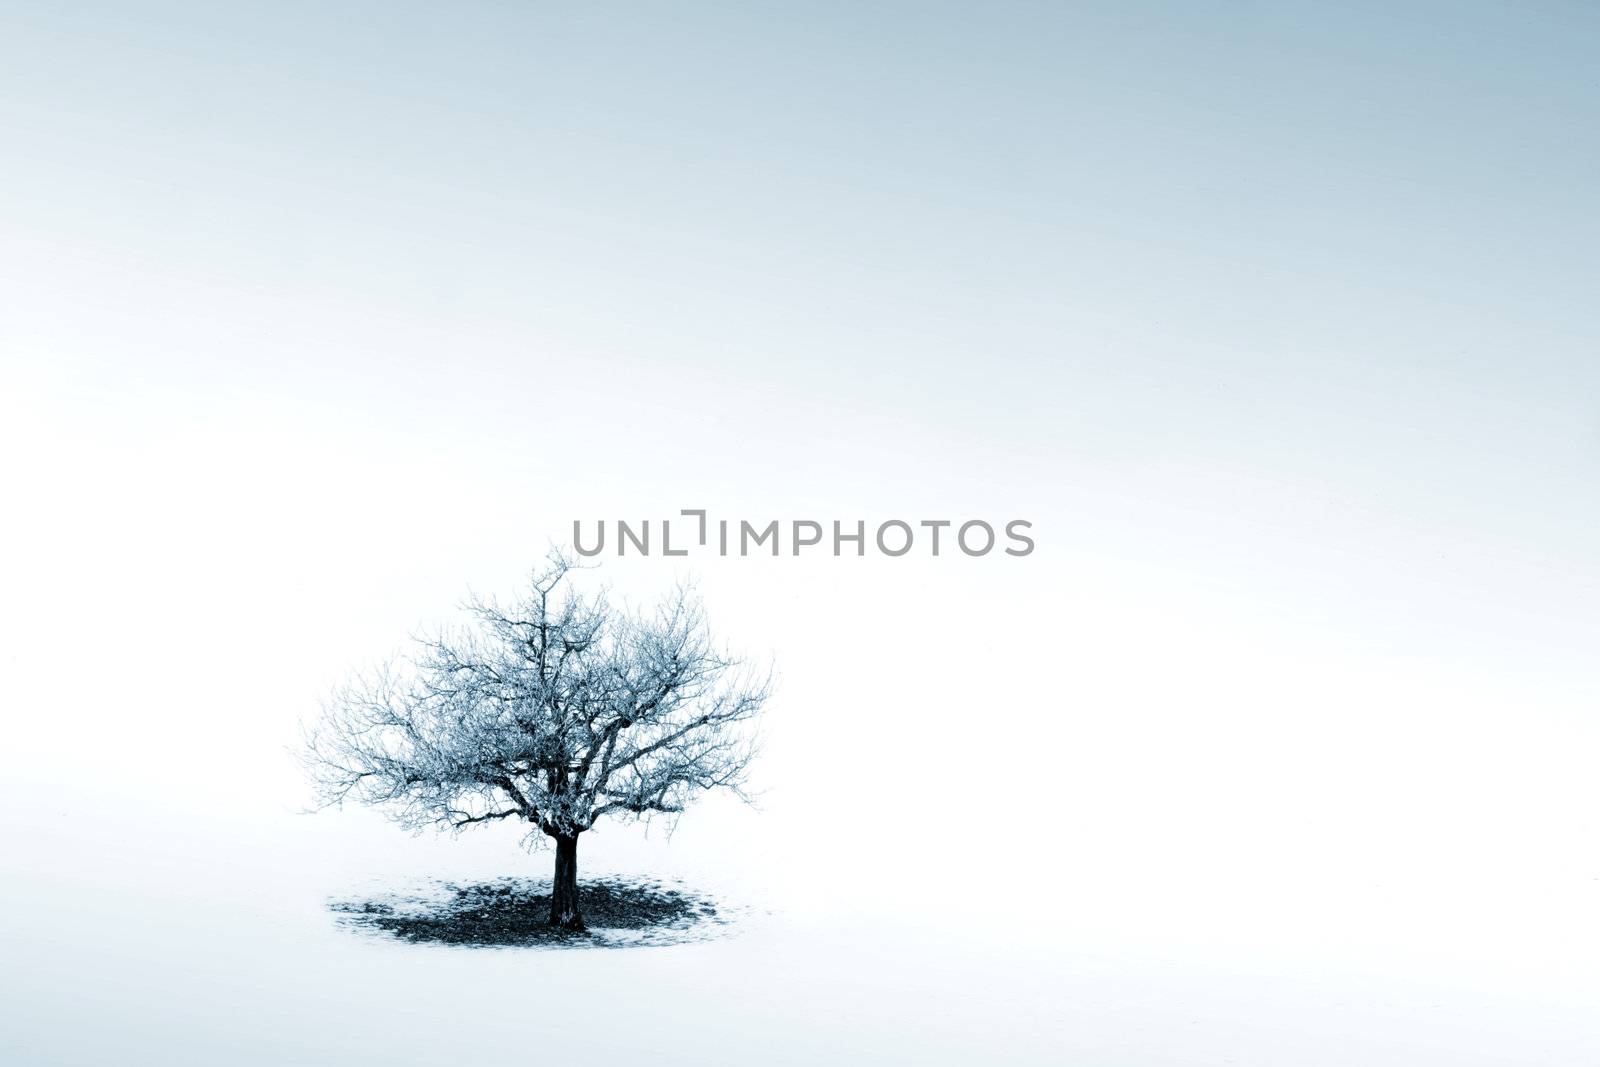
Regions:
[[303, 553, 770, 931]]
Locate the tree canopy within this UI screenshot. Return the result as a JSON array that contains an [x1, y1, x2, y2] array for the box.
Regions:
[[304, 554, 770, 853]]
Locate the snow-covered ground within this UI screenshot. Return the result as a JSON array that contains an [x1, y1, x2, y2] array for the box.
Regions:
[[5, 777, 1600, 1065], [4, 499, 1599, 1064], [5, 457, 1599, 1063]]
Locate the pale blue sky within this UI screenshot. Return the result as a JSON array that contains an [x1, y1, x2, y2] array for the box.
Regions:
[[6, 1, 1598, 662]]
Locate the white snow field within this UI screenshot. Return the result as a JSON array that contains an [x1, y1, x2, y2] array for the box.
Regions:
[[5, 695, 1600, 1067]]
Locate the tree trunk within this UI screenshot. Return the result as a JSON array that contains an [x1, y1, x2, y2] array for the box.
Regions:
[[549, 832, 584, 931]]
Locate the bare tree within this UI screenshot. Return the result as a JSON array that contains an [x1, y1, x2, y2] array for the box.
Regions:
[[303, 553, 770, 930]]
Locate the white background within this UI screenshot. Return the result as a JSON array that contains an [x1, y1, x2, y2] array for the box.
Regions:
[[4, 3, 1600, 1063]]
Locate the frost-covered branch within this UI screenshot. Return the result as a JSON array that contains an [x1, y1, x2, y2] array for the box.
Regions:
[[301, 551, 770, 848]]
